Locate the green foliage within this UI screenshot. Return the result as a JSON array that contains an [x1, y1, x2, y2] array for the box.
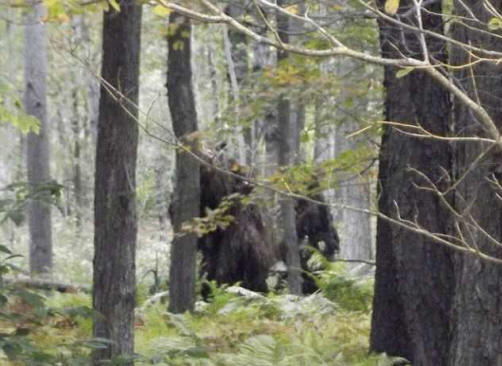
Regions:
[[0, 244, 100, 364], [0, 82, 39, 133], [42, 0, 108, 22], [183, 193, 250, 237], [0, 181, 64, 226], [314, 261, 374, 313], [131, 287, 400, 366]]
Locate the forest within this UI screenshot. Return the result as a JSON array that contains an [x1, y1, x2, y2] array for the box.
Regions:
[[0, 0, 501, 365]]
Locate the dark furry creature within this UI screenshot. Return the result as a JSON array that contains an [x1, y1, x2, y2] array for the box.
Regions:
[[193, 152, 339, 295], [198, 155, 276, 294], [295, 193, 339, 293]]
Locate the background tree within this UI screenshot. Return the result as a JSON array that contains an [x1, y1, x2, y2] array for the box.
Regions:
[[449, 1, 502, 363], [92, 1, 142, 364], [167, 13, 200, 313], [370, 1, 455, 364], [24, 1, 53, 275], [277, 0, 302, 294]]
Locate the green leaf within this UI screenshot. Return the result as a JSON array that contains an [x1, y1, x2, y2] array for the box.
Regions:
[[396, 67, 414, 78], [384, 0, 400, 15], [0, 105, 39, 134], [0, 245, 12, 255], [488, 17, 502, 31]]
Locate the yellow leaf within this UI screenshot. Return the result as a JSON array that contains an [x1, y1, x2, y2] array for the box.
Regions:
[[185, 130, 203, 142], [230, 162, 240, 172], [108, 0, 120, 12], [153, 4, 171, 17], [384, 0, 400, 15], [396, 67, 413, 78], [284, 5, 299, 14], [57, 13, 70, 23], [43, 0, 59, 7]]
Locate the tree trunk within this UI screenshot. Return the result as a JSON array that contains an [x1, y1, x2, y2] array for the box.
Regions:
[[334, 104, 372, 263], [277, 1, 302, 295], [70, 15, 86, 233], [92, 1, 142, 364], [167, 13, 200, 314], [370, 1, 455, 365], [23, 1, 52, 275], [249, 14, 278, 177], [449, 2, 502, 364], [71, 86, 83, 232]]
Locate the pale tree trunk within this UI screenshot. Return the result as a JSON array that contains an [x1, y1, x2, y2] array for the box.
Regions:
[[225, 4, 252, 164], [334, 109, 372, 263], [449, 1, 502, 364], [250, 21, 279, 177], [154, 154, 169, 243], [55, 108, 72, 216], [313, 98, 336, 206], [167, 13, 200, 314], [277, 1, 302, 294], [71, 83, 83, 231], [70, 16, 85, 232], [92, 1, 142, 364], [23, 1, 52, 275], [206, 44, 221, 124]]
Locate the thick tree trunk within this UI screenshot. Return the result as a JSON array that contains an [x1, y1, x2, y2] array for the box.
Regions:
[[370, 1, 455, 365], [449, 2, 502, 364], [92, 1, 142, 364], [23, 1, 52, 275], [167, 14, 200, 314]]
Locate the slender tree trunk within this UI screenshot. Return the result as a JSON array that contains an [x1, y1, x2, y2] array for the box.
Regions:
[[71, 88, 83, 232], [92, 1, 142, 364], [70, 16, 85, 232], [449, 2, 502, 364], [370, 1, 455, 365], [154, 163, 168, 243], [167, 13, 200, 314], [55, 107, 72, 217], [277, 1, 302, 294], [23, 1, 52, 275]]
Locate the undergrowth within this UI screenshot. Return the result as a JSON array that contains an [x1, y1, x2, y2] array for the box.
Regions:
[[0, 266, 405, 365]]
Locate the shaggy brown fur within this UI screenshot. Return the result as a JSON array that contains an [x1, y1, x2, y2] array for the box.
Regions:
[[194, 152, 339, 295], [198, 155, 276, 293], [295, 193, 339, 293]]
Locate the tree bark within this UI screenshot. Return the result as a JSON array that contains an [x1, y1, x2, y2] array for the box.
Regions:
[[23, 1, 52, 275], [71, 84, 83, 232], [92, 1, 142, 364], [370, 1, 455, 365], [277, 1, 302, 295], [167, 13, 200, 314], [449, 2, 502, 364]]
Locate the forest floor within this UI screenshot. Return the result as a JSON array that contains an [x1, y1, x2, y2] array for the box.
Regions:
[[0, 218, 402, 365], [0, 265, 404, 365]]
